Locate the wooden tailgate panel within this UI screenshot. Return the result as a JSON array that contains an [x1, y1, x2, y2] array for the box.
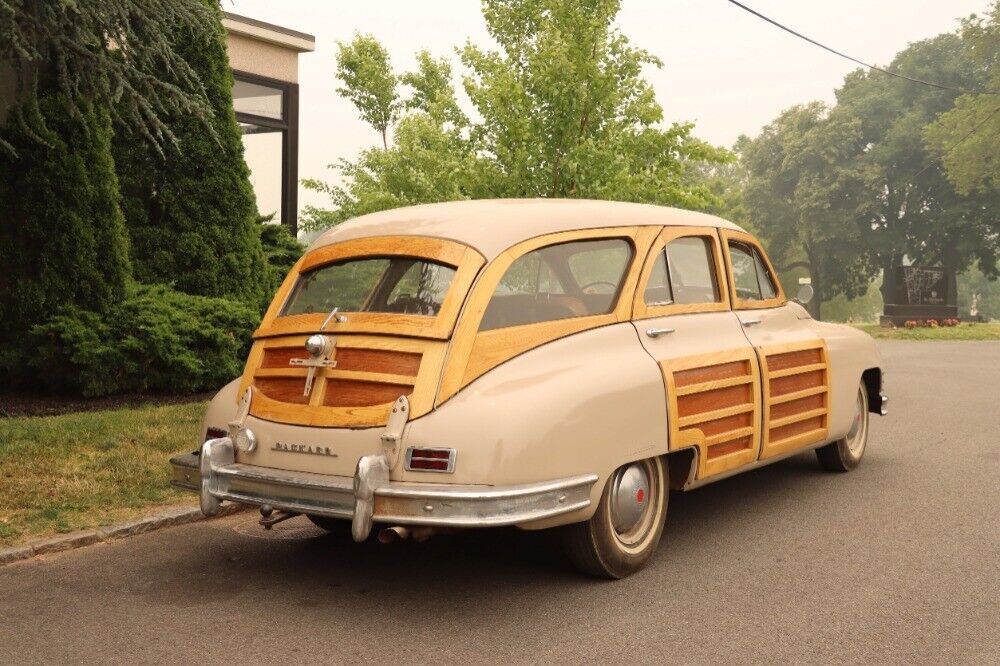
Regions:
[[758, 340, 830, 459], [661, 348, 762, 479]]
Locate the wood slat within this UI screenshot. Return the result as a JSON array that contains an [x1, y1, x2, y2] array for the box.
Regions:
[[768, 362, 828, 379], [768, 407, 828, 429], [766, 347, 822, 371], [770, 370, 825, 397], [261, 347, 308, 369], [676, 383, 753, 418], [770, 392, 825, 421], [254, 377, 309, 405], [707, 436, 753, 459], [674, 375, 753, 397], [323, 380, 413, 408], [694, 411, 754, 438], [674, 360, 749, 388], [678, 403, 755, 429], [768, 415, 826, 444], [325, 370, 417, 386], [769, 385, 828, 405], [704, 426, 755, 447], [334, 348, 422, 376]]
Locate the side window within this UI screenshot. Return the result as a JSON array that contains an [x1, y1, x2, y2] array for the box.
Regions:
[[643, 236, 720, 306], [480, 238, 633, 331], [729, 241, 779, 302], [729, 242, 762, 301]]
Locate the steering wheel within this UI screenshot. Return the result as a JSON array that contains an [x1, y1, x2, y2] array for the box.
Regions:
[[580, 280, 617, 295]]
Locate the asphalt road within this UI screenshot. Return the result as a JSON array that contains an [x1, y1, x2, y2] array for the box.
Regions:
[[2, 341, 998, 665]]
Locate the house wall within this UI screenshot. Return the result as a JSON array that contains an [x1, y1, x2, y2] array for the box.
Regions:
[[226, 33, 299, 84]]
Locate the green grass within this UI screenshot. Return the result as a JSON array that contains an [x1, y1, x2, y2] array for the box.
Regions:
[[853, 322, 1000, 341], [0, 401, 207, 547]]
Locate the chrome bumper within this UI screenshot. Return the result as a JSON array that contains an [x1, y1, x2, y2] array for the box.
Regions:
[[173, 438, 597, 541]]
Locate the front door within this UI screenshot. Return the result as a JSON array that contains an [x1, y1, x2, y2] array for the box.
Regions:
[[632, 227, 762, 480], [720, 230, 831, 460]]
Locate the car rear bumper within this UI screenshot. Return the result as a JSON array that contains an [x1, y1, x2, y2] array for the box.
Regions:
[[171, 438, 597, 541]]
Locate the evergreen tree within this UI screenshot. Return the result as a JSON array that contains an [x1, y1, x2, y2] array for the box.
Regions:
[[0, 92, 131, 381], [114, 0, 268, 308]]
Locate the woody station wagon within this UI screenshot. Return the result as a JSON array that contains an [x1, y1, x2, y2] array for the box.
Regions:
[[171, 199, 887, 578]]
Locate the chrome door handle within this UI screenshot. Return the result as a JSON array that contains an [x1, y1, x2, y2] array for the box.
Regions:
[[742, 318, 762, 327], [646, 327, 675, 338]]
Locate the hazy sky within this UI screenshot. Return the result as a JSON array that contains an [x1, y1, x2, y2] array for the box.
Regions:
[[225, 0, 992, 213]]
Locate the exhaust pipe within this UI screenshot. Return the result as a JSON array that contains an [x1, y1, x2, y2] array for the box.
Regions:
[[377, 526, 410, 543]]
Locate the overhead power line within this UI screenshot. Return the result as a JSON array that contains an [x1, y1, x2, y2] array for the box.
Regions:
[[723, 0, 1000, 96]]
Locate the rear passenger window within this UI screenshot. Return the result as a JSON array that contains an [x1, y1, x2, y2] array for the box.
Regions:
[[729, 241, 779, 301], [480, 238, 633, 331], [644, 236, 721, 306]]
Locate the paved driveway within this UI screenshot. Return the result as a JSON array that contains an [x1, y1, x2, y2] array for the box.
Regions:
[[2, 341, 998, 664]]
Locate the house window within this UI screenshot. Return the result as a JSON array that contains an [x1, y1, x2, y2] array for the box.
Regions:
[[233, 72, 299, 234]]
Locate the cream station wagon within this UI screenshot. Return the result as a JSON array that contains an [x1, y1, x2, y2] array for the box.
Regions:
[[171, 199, 887, 578]]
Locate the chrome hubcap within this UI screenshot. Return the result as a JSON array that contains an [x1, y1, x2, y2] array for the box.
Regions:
[[610, 463, 650, 534], [846, 390, 868, 456]]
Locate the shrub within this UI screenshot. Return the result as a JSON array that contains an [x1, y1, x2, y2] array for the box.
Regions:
[[0, 92, 131, 382], [926, 319, 939, 327], [112, 0, 268, 309], [29, 283, 258, 397], [904, 320, 919, 329], [259, 215, 304, 297]]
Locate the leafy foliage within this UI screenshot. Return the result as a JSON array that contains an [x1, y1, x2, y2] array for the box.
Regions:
[[924, 1, 1000, 194], [0, 0, 217, 154], [112, 0, 269, 309], [0, 91, 131, 382], [259, 216, 304, 297], [29, 283, 258, 397], [741, 103, 873, 318], [303, 0, 729, 231]]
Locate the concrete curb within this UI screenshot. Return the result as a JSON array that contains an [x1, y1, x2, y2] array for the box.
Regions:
[[0, 503, 247, 567]]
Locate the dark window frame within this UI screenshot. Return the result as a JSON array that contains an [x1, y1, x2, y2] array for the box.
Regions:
[[233, 70, 300, 236]]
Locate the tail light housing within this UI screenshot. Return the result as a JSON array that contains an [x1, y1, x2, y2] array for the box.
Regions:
[[405, 447, 456, 473]]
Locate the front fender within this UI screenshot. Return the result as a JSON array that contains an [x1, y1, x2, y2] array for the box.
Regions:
[[809, 321, 882, 439]]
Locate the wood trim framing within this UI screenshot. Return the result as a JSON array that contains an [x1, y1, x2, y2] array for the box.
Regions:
[[240, 334, 448, 428], [660, 348, 762, 479], [253, 236, 485, 341], [718, 229, 787, 311], [757, 339, 830, 459], [631, 226, 732, 320], [436, 226, 661, 405]]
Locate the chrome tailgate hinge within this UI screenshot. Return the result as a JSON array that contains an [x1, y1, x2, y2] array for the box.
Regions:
[[380, 395, 409, 465]]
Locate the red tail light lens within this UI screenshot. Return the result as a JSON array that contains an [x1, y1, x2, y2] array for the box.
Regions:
[[405, 447, 456, 473]]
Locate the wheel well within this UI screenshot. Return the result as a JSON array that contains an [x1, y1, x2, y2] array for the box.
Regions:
[[665, 448, 696, 490], [862, 367, 883, 414]]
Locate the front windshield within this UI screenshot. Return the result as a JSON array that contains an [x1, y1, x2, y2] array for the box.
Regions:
[[282, 256, 457, 317]]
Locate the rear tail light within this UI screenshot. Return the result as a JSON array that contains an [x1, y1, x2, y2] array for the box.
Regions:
[[405, 447, 456, 473], [205, 427, 227, 442]]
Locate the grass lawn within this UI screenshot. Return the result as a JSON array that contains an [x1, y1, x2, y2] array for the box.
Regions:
[[0, 401, 207, 548], [853, 322, 1000, 341]]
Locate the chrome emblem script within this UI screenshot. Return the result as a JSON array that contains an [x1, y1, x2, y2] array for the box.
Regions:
[[271, 442, 338, 457]]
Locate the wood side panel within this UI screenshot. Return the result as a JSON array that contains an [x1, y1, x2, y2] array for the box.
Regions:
[[254, 377, 310, 405], [334, 348, 422, 376], [707, 436, 753, 459], [770, 369, 825, 397], [676, 383, 752, 418], [766, 347, 823, 371], [770, 393, 825, 420], [323, 380, 413, 408], [769, 415, 826, 444], [674, 360, 749, 388]]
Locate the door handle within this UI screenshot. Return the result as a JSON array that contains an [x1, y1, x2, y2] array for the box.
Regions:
[[645, 327, 675, 338], [742, 318, 762, 327]]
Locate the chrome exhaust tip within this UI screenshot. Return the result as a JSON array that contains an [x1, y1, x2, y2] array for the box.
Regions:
[[377, 526, 410, 544]]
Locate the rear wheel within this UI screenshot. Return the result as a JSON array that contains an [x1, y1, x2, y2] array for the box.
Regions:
[[816, 382, 869, 472], [561, 456, 667, 579]]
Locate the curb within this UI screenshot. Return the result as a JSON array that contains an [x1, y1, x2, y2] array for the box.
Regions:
[[0, 503, 248, 567]]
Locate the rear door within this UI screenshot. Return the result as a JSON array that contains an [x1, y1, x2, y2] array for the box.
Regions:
[[720, 230, 831, 461], [633, 227, 762, 480]]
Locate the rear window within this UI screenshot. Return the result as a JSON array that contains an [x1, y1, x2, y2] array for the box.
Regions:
[[282, 257, 457, 316]]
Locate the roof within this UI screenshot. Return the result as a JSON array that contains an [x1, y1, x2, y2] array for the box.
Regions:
[[309, 199, 745, 261], [223, 12, 315, 52]]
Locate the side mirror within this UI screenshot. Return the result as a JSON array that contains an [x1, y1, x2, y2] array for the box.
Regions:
[[795, 284, 814, 305]]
